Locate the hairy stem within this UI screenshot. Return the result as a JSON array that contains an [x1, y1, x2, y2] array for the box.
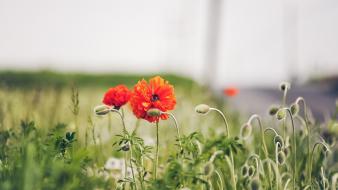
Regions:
[[210, 108, 230, 137]]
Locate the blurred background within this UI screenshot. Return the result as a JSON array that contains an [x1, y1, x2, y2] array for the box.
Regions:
[[0, 0, 337, 118]]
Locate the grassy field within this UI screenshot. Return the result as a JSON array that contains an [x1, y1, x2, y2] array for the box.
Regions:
[[0, 71, 337, 190]]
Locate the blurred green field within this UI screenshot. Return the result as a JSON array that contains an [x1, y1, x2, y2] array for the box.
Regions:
[[0, 71, 337, 190]]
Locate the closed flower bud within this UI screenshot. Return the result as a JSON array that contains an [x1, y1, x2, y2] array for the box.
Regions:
[[147, 108, 161, 117], [269, 106, 279, 116], [94, 105, 111, 116], [248, 166, 255, 177], [277, 151, 286, 165], [283, 147, 290, 157], [241, 164, 249, 177], [195, 104, 210, 114], [203, 162, 214, 177], [279, 82, 290, 91], [274, 135, 284, 150], [240, 123, 252, 140], [290, 103, 299, 116], [250, 178, 260, 190], [276, 109, 286, 120]]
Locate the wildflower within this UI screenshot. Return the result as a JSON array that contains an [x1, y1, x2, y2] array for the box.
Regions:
[[104, 157, 125, 171], [223, 87, 239, 97], [102, 85, 131, 109], [130, 76, 176, 122]]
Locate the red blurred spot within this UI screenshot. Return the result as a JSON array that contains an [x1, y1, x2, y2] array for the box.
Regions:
[[223, 87, 239, 97]]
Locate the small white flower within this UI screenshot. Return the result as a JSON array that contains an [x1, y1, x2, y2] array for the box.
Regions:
[[144, 137, 155, 146], [104, 157, 125, 171]]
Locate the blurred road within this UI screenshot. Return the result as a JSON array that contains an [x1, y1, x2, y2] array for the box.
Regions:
[[225, 81, 338, 121]]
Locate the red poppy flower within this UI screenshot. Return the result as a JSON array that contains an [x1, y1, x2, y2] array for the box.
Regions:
[[102, 85, 131, 109], [223, 87, 239, 97], [130, 76, 176, 122]]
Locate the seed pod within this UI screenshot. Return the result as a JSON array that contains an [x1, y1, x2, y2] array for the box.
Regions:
[[277, 151, 286, 165], [147, 108, 161, 117], [279, 82, 290, 91], [94, 105, 111, 116], [250, 178, 260, 190], [195, 104, 210, 114], [276, 109, 286, 120], [248, 166, 255, 178], [240, 123, 252, 140], [241, 164, 249, 178], [290, 103, 299, 116], [269, 106, 279, 116]]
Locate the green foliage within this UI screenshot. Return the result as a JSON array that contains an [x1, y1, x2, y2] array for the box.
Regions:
[[0, 72, 337, 189]]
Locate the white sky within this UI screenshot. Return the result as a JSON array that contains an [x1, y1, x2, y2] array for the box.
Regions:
[[0, 0, 337, 87]]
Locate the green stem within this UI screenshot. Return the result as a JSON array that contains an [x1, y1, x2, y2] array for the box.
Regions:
[[284, 108, 296, 189], [154, 121, 159, 180], [210, 108, 230, 137], [165, 112, 183, 151], [264, 127, 280, 188], [295, 97, 311, 183], [129, 142, 137, 190], [248, 114, 269, 158], [309, 142, 330, 189], [263, 158, 281, 190], [225, 153, 237, 190]]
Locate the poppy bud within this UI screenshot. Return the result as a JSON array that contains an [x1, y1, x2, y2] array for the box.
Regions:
[[276, 109, 286, 120], [203, 162, 214, 177], [240, 123, 252, 140], [277, 151, 286, 165], [250, 178, 260, 190], [274, 135, 284, 150], [283, 147, 290, 157], [290, 103, 299, 116], [248, 166, 255, 178], [279, 82, 290, 91], [269, 106, 279, 116], [147, 108, 161, 117], [241, 164, 249, 177], [94, 105, 111, 116], [195, 104, 210, 114]]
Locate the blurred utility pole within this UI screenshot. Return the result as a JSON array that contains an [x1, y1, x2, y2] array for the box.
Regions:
[[204, 0, 224, 90], [283, 0, 299, 83]]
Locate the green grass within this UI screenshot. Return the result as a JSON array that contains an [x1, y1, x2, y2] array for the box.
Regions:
[[0, 71, 337, 190]]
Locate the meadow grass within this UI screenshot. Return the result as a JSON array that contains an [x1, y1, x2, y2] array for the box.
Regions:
[[0, 71, 337, 190]]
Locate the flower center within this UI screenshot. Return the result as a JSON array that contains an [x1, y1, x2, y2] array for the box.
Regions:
[[151, 94, 160, 102]]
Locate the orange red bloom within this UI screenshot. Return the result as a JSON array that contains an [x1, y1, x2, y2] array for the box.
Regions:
[[223, 87, 239, 97], [130, 76, 176, 122], [103, 85, 131, 109]]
